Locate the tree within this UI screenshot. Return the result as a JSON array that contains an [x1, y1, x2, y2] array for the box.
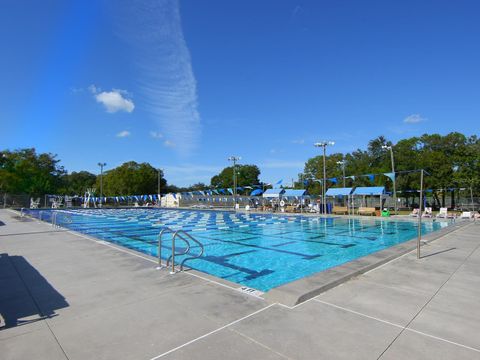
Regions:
[[210, 165, 261, 189], [0, 148, 65, 195], [59, 171, 97, 195], [302, 153, 344, 195], [98, 161, 167, 195]]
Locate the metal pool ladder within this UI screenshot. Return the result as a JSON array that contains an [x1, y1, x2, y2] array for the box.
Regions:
[[156, 227, 205, 274]]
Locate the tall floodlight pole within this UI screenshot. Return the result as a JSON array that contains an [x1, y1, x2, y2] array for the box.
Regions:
[[157, 168, 163, 207], [314, 141, 335, 214], [382, 145, 397, 214], [228, 156, 241, 208], [337, 160, 346, 188], [97, 162, 106, 206], [417, 169, 424, 259]]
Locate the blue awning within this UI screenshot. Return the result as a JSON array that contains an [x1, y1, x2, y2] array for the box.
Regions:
[[325, 187, 353, 196], [352, 186, 385, 195], [283, 189, 307, 197], [263, 188, 285, 198]]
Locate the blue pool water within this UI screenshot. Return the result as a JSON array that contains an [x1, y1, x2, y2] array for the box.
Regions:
[[24, 208, 449, 291]]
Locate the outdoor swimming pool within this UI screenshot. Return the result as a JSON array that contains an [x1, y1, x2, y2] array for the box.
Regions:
[[23, 208, 449, 292]]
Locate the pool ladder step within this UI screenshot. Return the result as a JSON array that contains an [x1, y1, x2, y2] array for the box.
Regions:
[[156, 227, 205, 274]]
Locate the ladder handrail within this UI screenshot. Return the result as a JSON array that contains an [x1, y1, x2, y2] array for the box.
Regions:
[[177, 231, 205, 271], [157, 227, 175, 269], [51, 211, 72, 229], [156, 228, 205, 273], [166, 232, 191, 273]]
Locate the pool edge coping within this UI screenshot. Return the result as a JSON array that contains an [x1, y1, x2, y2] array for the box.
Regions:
[[13, 208, 474, 306], [262, 220, 472, 307]]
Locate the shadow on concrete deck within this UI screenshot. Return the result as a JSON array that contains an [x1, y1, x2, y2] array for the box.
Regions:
[[0, 253, 68, 329]]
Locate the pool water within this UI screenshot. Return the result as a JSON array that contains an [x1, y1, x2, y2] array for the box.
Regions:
[[24, 208, 449, 292]]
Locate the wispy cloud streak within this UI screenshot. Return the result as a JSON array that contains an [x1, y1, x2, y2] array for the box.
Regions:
[[114, 0, 201, 155]]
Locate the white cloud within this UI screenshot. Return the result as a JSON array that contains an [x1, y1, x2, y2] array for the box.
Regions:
[[164, 140, 175, 147], [404, 114, 426, 124], [94, 90, 135, 113], [113, 0, 201, 155], [116, 130, 131, 138], [150, 131, 164, 139]]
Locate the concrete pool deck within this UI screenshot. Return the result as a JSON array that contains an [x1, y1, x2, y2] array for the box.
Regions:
[[1, 209, 479, 359]]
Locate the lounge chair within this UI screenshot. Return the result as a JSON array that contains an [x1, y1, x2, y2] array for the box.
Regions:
[[436, 207, 456, 219], [410, 208, 419, 217], [30, 198, 40, 209], [358, 207, 376, 216], [422, 207, 433, 218], [460, 211, 472, 219], [436, 207, 448, 218]]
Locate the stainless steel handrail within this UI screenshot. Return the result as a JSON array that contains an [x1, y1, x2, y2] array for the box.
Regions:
[[51, 211, 72, 229], [156, 228, 204, 274], [177, 231, 205, 271], [166, 233, 191, 274], [156, 227, 175, 269], [51, 211, 58, 227]]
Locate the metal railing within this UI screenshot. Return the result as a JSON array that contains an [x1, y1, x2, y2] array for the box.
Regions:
[[176, 231, 205, 271], [157, 228, 204, 274], [51, 211, 72, 229], [156, 227, 175, 269]]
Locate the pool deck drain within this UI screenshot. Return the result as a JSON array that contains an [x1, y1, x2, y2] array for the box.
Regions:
[[1, 209, 480, 360]]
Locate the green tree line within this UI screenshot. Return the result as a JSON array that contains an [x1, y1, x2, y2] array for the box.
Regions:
[[299, 132, 479, 207], [1, 132, 478, 203]]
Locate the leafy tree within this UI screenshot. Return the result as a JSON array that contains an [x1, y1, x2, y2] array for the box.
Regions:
[[98, 162, 166, 195], [210, 165, 260, 189], [59, 171, 97, 195], [0, 148, 65, 195], [299, 132, 480, 205]]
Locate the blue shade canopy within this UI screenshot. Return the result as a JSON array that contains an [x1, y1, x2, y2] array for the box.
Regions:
[[283, 189, 307, 197], [250, 189, 263, 196], [325, 187, 353, 196], [352, 186, 385, 195], [263, 188, 285, 198]]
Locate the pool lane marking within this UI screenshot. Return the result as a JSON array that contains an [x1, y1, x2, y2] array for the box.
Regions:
[[148, 303, 276, 360], [314, 299, 480, 354]]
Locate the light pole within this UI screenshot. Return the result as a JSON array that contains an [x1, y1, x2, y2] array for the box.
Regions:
[[314, 141, 335, 214], [97, 162, 106, 206], [1, 153, 6, 209], [157, 168, 163, 207], [228, 156, 241, 208], [382, 145, 397, 214], [337, 160, 346, 188]]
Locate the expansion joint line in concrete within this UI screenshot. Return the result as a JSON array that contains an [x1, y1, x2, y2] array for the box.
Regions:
[[376, 237, 480, 358], [314, 299, 480, 354], [148, 303, 276, 359]]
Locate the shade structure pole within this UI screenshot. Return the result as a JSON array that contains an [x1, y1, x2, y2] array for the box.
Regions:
[[323, 146, 327, 215], [314, 141, 335, 215], [417, 169, 424, 259]]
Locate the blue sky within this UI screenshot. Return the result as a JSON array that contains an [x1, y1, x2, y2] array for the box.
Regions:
[[1, 0, 479, 187]]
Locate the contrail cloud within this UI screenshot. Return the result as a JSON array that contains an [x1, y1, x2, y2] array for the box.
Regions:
[[114, 0, 201, 155]]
